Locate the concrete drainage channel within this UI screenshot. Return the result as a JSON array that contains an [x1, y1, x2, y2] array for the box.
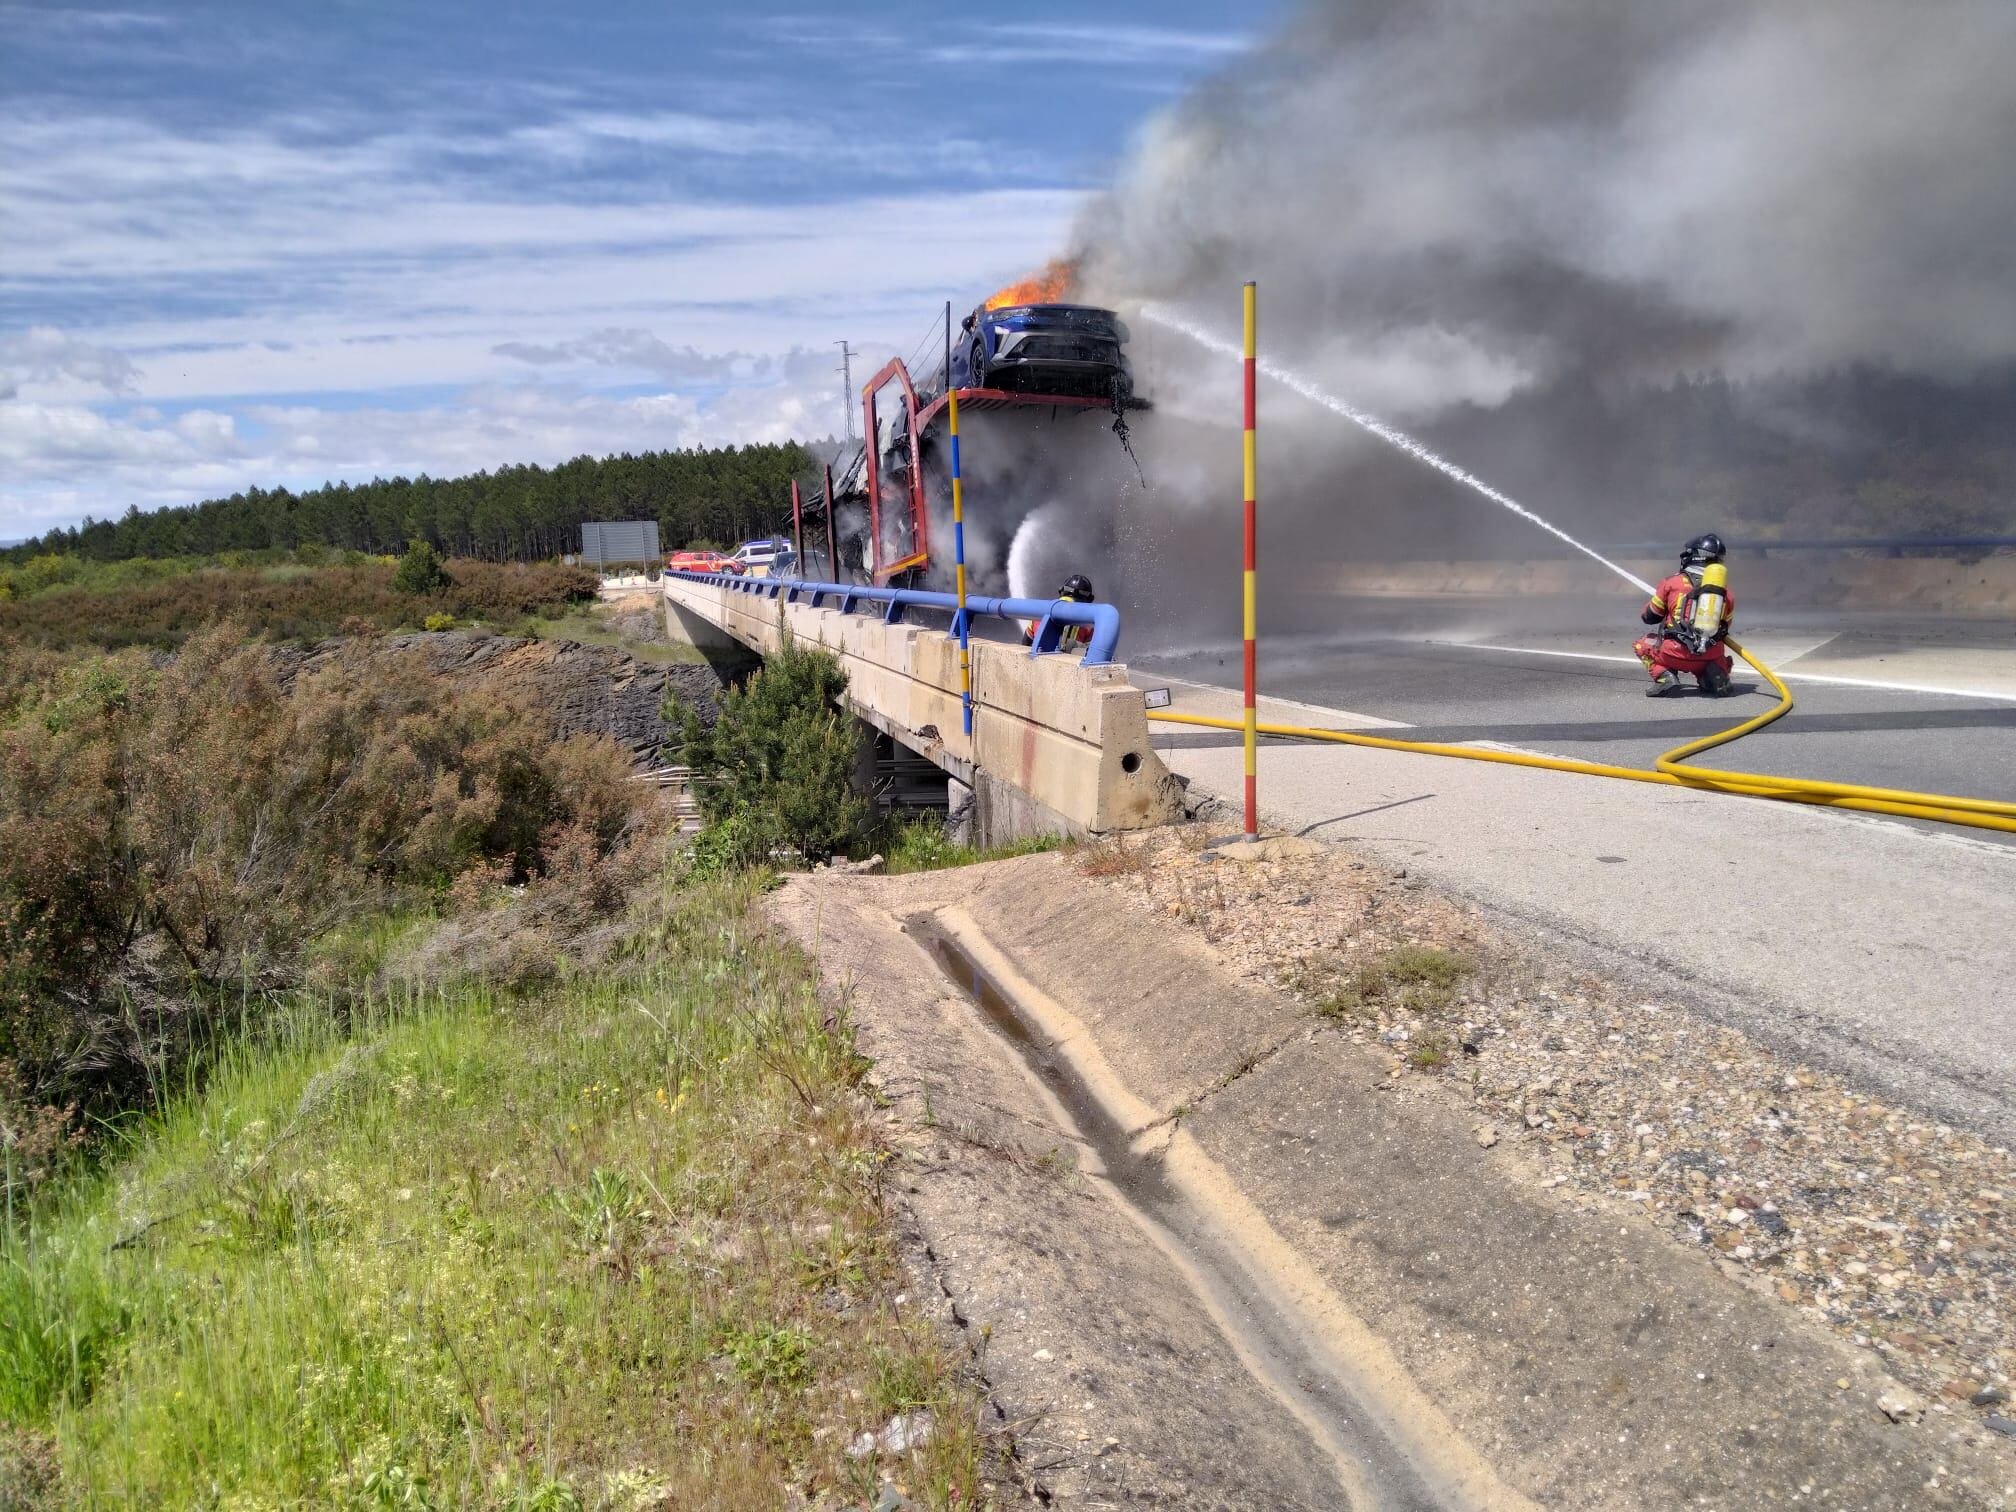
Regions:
[[905, 912, 1526, 1512]]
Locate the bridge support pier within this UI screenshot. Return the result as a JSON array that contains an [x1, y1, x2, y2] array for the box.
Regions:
[[664, 595, 761, 675]]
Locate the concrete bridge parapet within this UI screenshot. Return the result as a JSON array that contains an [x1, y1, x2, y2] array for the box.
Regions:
[[663, 575, 1182, 842]]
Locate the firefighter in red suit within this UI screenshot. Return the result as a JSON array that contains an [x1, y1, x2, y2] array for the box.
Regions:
[[1025, 574, 1095, 651], [1634, 533, 1735, 697]]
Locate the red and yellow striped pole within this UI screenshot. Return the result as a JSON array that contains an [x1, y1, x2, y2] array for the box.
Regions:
[[1241, 280, 1259, 840]]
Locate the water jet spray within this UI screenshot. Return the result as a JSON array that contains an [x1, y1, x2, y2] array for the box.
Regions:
[[1140, 306, 1656, 597]]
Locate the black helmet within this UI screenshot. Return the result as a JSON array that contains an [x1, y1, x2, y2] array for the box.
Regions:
[[1059, 574, 1094, 602], [1681, 532, 1726, 567]]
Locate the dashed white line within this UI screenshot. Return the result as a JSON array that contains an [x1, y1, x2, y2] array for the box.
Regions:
[[1435, 641, 2016, 703]]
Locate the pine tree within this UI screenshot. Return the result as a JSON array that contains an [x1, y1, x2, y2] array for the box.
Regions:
[[670, 628, 868, 866]]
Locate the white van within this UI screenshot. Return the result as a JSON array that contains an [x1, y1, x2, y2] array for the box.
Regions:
[[730, 537, 797, 578]]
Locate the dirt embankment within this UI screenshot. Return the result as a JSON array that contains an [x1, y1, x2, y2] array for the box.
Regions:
[[277, 630, 727, 760]]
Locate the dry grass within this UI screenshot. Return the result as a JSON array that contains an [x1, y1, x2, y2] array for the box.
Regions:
[[1075, 835, 1152, 879], [524, 603, 710, 667], [1, 625, 646, 1132]]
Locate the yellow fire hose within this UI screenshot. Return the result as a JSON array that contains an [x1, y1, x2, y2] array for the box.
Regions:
[[1147, 637, 2016, 836]]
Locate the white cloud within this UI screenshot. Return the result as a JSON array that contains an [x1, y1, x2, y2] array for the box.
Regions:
[[0, 327, 138, 399], [942, 22, 1250, 65], [750, 16, 1253, 68], [7, 6, 172, 33], [0, 92, 1088, 535], [0, 355, 898, 537], [0, 170, 1082, 406]]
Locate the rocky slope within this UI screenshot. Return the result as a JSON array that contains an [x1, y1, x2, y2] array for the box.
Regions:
[[277, 630, 725, 760]]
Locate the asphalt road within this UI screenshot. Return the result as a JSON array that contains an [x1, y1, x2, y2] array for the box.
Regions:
[[1143, 595, 2016, 833], [1134, 595, 2016, 1142]]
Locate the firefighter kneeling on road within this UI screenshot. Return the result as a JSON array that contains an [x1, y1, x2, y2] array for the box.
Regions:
[[1634, 533, 1735, 697], [1026, 574, 1095, 651]]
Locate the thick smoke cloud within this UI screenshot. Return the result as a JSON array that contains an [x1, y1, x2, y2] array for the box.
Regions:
[[871, 3, 2013, 650], [990, 0, 2016, 636], [1079, 0, 2016, 411]]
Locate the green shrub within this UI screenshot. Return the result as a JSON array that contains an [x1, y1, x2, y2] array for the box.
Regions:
[[672, 629, 868, 867], [391, 539, 449, 596], [1320, 945, 1475, 1020], [874, 814, 1065, 874], [422, 612, 456, 632], [0, 555, 83, 603], [0, 625, 646, 1132], [680, 807, 775, 877], [0, 557, 601, 650], [443, 558, 598, 617]]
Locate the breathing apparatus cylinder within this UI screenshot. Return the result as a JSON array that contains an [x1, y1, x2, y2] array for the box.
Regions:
[[1682, 560, 1728, 649]]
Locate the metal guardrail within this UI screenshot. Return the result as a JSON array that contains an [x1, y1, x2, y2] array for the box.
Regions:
[[666, 570, 1124, 666]]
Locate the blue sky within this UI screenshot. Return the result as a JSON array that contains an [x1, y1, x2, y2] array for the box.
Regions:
[[0, 0, 1281, 538]]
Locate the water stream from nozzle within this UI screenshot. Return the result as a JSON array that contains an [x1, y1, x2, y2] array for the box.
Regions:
[[1139, 306, 1656, 597]]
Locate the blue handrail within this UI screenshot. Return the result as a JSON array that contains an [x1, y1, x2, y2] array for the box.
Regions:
[[667, 571, 1123, 666]]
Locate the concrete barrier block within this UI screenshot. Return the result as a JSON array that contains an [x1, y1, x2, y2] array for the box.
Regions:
[[661, 578, 1182, 836]]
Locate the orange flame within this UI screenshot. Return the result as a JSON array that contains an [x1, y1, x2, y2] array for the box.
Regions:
[[982, 257, 1078, 311]]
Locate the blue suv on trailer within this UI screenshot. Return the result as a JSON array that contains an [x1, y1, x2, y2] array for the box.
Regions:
[[949, 303, 1133, 400]]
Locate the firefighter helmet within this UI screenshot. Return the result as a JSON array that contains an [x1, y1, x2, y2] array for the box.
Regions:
[[1681, 532, 1726, 568], [1059, 574, 1094, 602]]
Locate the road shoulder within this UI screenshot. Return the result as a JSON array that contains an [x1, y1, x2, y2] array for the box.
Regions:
[[776, 851, 2016, 1509]]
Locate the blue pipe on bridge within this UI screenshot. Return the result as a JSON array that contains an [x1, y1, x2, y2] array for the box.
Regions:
[[666, 571, 1123, 666]]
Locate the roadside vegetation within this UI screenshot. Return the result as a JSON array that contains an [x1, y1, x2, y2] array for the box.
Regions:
[[0, 604, 1006, 1506], [2, 872, 988, 1507], [0, 621, 645, 1139], [873, 819, 1063, 876], [524, 599, 709, 668], [1316, 944, 1475, 1022], [669, 629, 871, 874], [0, 545, 598, 650]]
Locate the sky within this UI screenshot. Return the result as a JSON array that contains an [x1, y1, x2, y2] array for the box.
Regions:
[[0, 0, 1280, 540]]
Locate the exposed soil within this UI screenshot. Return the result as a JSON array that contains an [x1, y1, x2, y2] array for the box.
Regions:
[[275, 629, 727, 759]]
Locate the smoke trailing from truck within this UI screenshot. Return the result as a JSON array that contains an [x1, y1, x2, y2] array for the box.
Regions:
[[1033, 0, 2016, 607]]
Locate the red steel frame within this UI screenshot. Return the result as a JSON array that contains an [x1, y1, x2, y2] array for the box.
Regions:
[[860, 357, 1109, 584]]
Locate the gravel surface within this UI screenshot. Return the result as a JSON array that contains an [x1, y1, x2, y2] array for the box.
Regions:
[[1080, 825, 2016, 1432]]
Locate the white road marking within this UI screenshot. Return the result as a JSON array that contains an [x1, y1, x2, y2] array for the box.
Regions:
[[1435, 641, 2016, 703], [1144, 672, 1415, 729]]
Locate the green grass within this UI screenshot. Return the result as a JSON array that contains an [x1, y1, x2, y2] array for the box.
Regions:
[[1319, 944, 1476, 1022], [523, 607, 708, 666], [875, 816, 1066, 875], [3, 876, 989, 1508]]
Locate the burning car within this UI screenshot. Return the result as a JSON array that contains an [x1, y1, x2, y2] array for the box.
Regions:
[[950, 303, 1133, 400]]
